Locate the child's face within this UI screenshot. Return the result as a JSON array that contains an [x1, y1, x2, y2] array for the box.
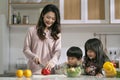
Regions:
[[87, 50, 96, 59], [67, 57, 79, 66]]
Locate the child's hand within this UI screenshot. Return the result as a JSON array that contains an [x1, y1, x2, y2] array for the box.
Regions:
[[96, 73, 103, 78], [86, 67, 92, 73]]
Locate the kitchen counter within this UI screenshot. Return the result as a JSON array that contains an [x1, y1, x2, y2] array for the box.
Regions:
[[0, 75, 119, 80]]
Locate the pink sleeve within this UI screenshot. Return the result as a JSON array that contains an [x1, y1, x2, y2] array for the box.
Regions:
[[49, 34, 61, 67], [23, 28, 37, 60]]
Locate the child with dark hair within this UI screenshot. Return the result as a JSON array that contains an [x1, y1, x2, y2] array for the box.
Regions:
[[83, 38, 110, 77], [54, 46, 84, 75], [66, 46, 83, 67]]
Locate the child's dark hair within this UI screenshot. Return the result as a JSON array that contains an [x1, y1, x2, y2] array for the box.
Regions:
[[67, 46, 83, 59], [84, 38, 110, 68]]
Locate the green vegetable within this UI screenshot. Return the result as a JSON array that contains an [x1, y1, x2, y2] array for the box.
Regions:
[[66, 67, 81, 77], [116, 70, 120, 78]]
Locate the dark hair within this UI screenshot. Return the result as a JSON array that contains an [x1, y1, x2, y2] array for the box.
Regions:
[[84, 38, 109, 68], [36, 4, 61, 40], [67, 46, 83, 60]]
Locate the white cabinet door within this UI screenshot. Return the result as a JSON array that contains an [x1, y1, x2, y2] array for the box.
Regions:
[[110, 0, 120, 23], [60, 0, 83, 24], [85, 0, 109, 23]]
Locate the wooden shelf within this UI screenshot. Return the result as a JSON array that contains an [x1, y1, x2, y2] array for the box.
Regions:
[[8, 0, 59, 26], [9, 2, 59, 9], [9, 24, 36, 27]]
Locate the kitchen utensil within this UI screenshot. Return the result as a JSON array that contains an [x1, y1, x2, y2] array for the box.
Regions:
[[34, 63, 45, 72], [39, 64, 45, 68]]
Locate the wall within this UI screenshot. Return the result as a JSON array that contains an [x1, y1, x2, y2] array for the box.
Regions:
[[0, 15, 9, 74], [0, 0, 9, 73], [60, 25, 120, 64], [0, 0, 10, 74], [0, 0, 8, 20], [9, 25, 120, 68]]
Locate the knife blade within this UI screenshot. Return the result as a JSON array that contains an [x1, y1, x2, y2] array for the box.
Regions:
[[39, 64, 45, 68]]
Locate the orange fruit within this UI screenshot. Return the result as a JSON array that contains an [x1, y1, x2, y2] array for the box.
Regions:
[[23, 69, 32, 78], [16, 70, 23, 78]]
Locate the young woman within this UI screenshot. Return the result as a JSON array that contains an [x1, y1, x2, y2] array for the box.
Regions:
[[23, 4, 61, 74], [83, 38, 110, 77]]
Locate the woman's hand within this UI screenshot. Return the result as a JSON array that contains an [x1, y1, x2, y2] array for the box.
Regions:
[[33, 57, 40, 64], [45, 62, 54, 71]]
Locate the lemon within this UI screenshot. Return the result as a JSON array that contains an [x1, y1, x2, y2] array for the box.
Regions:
[[23, 69, 32, 78], [16, 70, 23, 78]]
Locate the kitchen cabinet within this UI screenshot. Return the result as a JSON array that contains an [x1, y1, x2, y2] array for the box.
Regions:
[[87, 0, 109, 23], [110, 0, 120, 23], [60, 0, 109, 24], [8, 0, 59, 26], [60, 0, 82, 24]]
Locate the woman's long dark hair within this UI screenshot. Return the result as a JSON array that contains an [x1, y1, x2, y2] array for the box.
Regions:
[[84, 38, 109, 68], [36, 4, 61, 40]]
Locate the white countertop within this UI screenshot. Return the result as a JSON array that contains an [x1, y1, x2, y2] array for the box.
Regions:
[[0, 75, 119, 80]]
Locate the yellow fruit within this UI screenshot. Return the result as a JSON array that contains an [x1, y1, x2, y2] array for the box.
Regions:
[[16, 70, 23, 78], [103, 65, 112, 72], [23, 69, 32, 78], [103, 61, 117, 77], [105, 68, 117, 77], [103, 62, 114, 71]]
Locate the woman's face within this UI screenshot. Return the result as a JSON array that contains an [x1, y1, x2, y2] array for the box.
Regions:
[[67, 57, 79, 66], [87, 50, 96, 59], [43, 11, 56, 28]]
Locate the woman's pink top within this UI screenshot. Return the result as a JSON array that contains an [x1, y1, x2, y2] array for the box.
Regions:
[[23, 26, 61, 74]]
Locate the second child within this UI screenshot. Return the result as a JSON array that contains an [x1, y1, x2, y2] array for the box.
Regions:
[[54, 46, 84, 75], [83, 38, 110, 77]]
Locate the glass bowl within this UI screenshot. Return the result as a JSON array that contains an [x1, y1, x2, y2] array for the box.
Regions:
[[66, 67, 81, 77]]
